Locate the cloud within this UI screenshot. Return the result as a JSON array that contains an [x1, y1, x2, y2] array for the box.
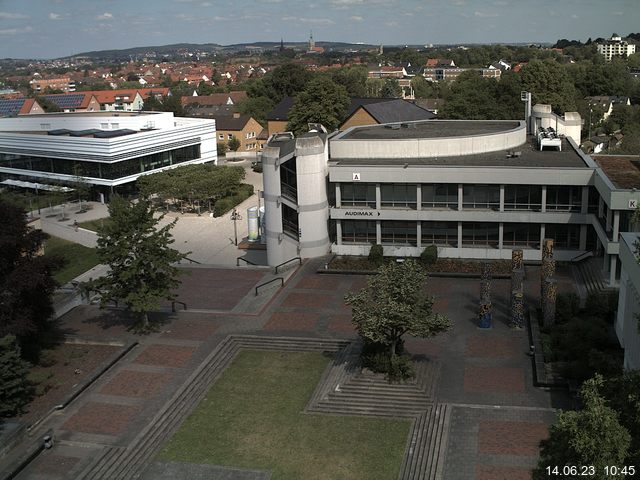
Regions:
[[350, 15, 363, 21], [611, 11, 624, 15], [281, 16, 335, 25], [385, 20, 399, 27], [0, 26, 33, 35], [96, 12, 113, 20], [49, 13, 63, 20], [571, 14, 578, 18], [474, 10, 498, 17], [0, 12, 29, 19]]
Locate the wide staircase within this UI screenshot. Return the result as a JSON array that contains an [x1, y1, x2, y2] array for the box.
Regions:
[[575, 256, 606, 296]]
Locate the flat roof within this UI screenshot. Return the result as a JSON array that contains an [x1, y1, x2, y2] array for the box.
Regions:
[[340, 120, 521, 140], [331, 136, 589, 169], [593, 155, 640, 189]]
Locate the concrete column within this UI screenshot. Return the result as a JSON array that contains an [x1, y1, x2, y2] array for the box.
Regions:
[[458, 184, 463, 211], [581, 186, 589, 214], [579, 224, 587, 251], [613, 210, 620, 241], [416, 221, 422, 248], [416, 184, 422, 211], [598, 196, 603, 218], [457, 221, 463, 254], [376, 220, 381, 244], [376, 183, 381, 210], [498, 222, 504, 250], [606, 206, 612, 233], [541, 185, 547, 213], [540, 224, 545, 259], [335, 183, 341, 208], [610, 255, 618, 286], [499, 185, 505, 212], [336, 220, 342, 245], [604, 253, 609, 272]]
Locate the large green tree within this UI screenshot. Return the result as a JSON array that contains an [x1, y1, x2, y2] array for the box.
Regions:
[[520, 59, 578, 114], [286, 77, 349, 135], [344, 259, 451, 361], [534, 375, 630, 479], [0, 199, 62, 360], [83, 196, 187, 329], [0, 335, 32, 419]]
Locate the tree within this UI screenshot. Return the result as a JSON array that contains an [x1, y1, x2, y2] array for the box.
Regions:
[[83, 196, 187, 330], [0, 200, 62, 360], [286, 77, 349, 135], [72, 164, 91, 212], [227, 136, 241, 152], [520, 59, 578, 114], [268, 63, 312, 102], [0, 335, 32, 418], [602, 371, 640, 464], [330, 66, 368, 97], [344, 260, 451, 362], [381, 78, 402, 98], [534, 375, 630, 479], [237, 96, 275, 127]]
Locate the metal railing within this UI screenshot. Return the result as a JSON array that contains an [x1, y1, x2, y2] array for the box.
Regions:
[[255, 277, 284, 296], [237, 257, 259, 266], [171, 300, 187, 312], [183, 256, 202, 264], [274, 257, 302, 274], [570, 250, 594, 263]]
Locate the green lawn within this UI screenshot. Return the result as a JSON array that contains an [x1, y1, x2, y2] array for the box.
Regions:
[[44, 235, 100, 284], [77, 217, 112, 232], [158, 350, 411, 480]]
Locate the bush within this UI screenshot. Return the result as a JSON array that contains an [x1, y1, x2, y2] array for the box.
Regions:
[[0, 335, 33, 418], [556, 292, 581, 324], [420, 245, 438, 267], [38, 350, 57, 368], [360, 340, 414, 381], [217, 142, 227, 156], [368, 244, 384, 267], [213, 183, 255, 217], [585, 290, 619, 323]]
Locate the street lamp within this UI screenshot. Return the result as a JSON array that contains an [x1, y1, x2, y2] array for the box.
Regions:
[[230, 208, 242, 246]]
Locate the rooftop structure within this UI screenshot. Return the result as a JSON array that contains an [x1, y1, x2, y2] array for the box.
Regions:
[[597, 34, 636, 61]]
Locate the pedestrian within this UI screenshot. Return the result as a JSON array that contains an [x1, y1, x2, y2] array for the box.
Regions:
[[73, 220, 78, 231]]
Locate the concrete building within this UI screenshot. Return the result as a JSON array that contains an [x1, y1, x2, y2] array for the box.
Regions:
[[615, 232, 640, 370], [262, 104, 640, 292], [0, 111, 216, 199], [597, 34, 636, 62]]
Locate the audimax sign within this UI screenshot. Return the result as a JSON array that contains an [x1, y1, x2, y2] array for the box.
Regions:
[[343, 211, 381, 217]]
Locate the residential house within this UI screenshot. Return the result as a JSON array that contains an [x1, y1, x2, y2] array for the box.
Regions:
[[30, 75, 76, 93], [597, 34, 636, 62], [587, 96, 631, 121], [43, 93, 101, 112], [0, 98, 45, 117], [82, 90, 145, 111], [215, 113, 265, 152], [181, 92, 248, 109]]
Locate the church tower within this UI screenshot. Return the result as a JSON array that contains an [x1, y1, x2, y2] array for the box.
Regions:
[[309, 31, 315, 52]]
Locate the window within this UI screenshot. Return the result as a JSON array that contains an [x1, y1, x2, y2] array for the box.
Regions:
[[502, 223, 540, 248], [280, 158, 297, 202], [546, 186, 582, 212], [421, 221, 458, 247], [381, 184, 417, 209], [421, 184, 457, 209], [504, 185, 542, 211], [342, 220, 377, 244], [218, 134, 224, 140], [227, 134, 233, 140], [381, 221, 417, 246], [40, 123, 51, 130], [282, 204, 299, 239], [463, 185, 500, 210], [545, 224, 580, 249], [461, 222, 499, 247], [341, 183, 376, 208]]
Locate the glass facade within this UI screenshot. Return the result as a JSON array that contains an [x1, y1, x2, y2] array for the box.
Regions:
[[381, 221, 417, 246], [502, 223, 540, 248], [342, 220, 376, 244], [421, 221, 458, 247], [545, 224, 580, 249], [381, 183, 417, 209], [280, 158, 297, 202], [546, 186, 582, 212], [461, 222, 499, 247], [341, 183, 376, 208], [463, 185, 500, 210], [282, 203, 299, 239], [0, 145, 200, 181], [504, 185, 542, 211], [421, 184, 457, 209]]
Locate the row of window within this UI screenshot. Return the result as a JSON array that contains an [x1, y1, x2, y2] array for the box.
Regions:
[[0, 145, 200, 180], [339, 183, 593, 212], [341, 220, 581, 249]]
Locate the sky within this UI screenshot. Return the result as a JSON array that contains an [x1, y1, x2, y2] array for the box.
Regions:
[[0, 0, 638, 59]]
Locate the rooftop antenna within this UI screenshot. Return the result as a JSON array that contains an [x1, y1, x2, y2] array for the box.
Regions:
[[521, 91, 532, 134]]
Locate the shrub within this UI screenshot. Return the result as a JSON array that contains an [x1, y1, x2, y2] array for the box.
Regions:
[[556, 292, 581, 324], [585, 290, 619, 323], [360, 340, 414, 381], [217, 142, 227, 156], [0, 335, 33, 418], [213, 183, 255, 217], [368, 244, 384, 267], [420, 245, 438, 267], [38, 350, 57, 368]]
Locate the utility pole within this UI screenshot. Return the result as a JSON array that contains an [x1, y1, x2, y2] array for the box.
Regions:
[[231, 208, 242, 246]]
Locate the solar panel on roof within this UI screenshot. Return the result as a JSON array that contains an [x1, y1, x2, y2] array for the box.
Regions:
[[45, 93, 85, 109], [0, 99, 26, 116]]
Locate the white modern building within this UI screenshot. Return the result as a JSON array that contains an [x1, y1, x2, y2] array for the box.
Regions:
[[262, 105, 640, 291], [615, 232, 640, 370], [0, 111, 217, 199], [597, 34, 637, 62]]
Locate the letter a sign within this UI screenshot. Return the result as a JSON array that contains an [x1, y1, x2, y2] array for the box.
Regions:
[[352, 172, 361, 181]]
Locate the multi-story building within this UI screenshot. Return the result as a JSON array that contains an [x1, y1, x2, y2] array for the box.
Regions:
[[0, 111, 216, 199], [213, 114, 264, 152], [262, 104, 640, 294], [29, 76, 76, 93], [597, 34, 636, 61]]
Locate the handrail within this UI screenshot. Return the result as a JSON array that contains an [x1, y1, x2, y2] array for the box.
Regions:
[[237, 257, 258, 266], [570, 250, 593, 263], [255, 277, 284, 296], [171, 300, 187, 312], [274, 256, 302, 274], [184, 256, 202, 264]]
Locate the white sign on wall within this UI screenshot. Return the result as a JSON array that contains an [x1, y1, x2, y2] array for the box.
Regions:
[[352, 172, 361, 181], [629, 199, 638, 209]]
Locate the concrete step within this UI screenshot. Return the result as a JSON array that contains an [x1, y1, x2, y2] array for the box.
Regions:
[[311, 404, 420, 418]]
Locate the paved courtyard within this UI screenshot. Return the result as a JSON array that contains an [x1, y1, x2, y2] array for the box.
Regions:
[[6, 254, 576, 480]]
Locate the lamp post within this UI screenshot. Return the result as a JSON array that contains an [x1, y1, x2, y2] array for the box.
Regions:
[[230, 208, 242, 246]]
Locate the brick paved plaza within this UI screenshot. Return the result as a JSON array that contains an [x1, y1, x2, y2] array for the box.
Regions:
[[9, 258, 575, 480]]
